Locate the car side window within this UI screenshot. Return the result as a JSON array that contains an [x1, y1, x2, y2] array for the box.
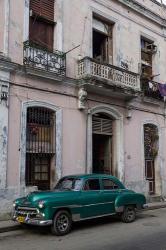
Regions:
[[83, 179, 100, 191], [102, 179, 119, 190]]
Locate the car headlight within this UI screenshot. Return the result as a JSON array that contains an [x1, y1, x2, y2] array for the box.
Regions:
[[38, 200, 45, 209], [13, 202, 16, 208]]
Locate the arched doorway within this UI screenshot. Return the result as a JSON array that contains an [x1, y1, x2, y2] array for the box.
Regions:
[[92, 113, 113, 174], [87, 105, 124, 181]]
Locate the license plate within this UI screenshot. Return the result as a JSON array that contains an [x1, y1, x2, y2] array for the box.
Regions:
[[17, 216, 25, 223]]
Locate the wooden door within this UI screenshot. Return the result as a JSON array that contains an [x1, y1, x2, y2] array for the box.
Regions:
[[145, 159, 155, 194]]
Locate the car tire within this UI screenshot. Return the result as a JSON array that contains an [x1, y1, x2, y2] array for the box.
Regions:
[[121, 205, 136, 223], [51, 210, 72, 236]]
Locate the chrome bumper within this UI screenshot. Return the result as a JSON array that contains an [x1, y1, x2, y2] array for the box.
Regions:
[[142, 204, 148, 209], [12, 209, 52, 226], [13, 216, 52, 226]]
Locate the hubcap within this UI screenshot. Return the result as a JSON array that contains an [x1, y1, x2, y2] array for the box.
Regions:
[[56, 214, 69, 232], [127, 208, 135, 221]]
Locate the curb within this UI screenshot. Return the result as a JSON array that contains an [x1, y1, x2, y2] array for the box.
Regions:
[[0, 222, 21, 234], [145, 204, 166, 211], [0, 225, 21, 233]]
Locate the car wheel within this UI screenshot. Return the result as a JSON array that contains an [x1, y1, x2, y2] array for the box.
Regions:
[[51, 210, 72, 236], [121, 205, 136, 223]]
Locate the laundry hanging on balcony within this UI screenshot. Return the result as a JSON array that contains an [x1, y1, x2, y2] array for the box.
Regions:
[[148, 81, 158, 92], [158, 83, 166, 97]]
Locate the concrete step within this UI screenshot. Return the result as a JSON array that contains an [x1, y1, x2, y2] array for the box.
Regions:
[[146, 201, 166, 210], [147, 195, 162, 203]]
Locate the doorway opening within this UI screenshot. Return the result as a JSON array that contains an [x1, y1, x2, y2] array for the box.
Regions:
[[92, 113, 113, 174], [144, 124, 159, 195]]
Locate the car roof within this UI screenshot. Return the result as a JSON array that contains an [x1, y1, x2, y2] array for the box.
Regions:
[[63, 174, 116, 179], [61, 174, 125, 188], [63, 174, 114, 178]]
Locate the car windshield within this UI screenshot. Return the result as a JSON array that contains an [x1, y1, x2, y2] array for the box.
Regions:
[[55, 178, 83, 191]]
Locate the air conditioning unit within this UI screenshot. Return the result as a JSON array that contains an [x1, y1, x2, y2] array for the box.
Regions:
[[146, 44, 157, 54]]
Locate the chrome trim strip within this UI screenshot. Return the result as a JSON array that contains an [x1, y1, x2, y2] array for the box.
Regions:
[[75, 212, 116, 222], [15, 210, 37, 215], [68, 205, 82, 208], [17, 207, 37, 211], [53, 201, 114, 209], [83, 201, 114, 207], [102, 189, 126, 192]]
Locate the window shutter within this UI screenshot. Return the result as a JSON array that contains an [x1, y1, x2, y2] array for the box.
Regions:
[[30, 0, 55, 22], [107, 26, 113, 64], [92, 117, 112, 135], [29, 18, 54, 50]]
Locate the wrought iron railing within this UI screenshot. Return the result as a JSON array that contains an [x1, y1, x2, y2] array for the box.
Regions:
[[23, 41, 66, 76], [78, 57, 140, 90], [141, 78, 163, 100]]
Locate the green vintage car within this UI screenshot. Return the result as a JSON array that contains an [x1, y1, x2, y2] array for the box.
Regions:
[[12, 174, 146, 235]]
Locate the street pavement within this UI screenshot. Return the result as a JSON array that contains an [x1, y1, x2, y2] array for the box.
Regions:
[[0, 207, 166, 250]]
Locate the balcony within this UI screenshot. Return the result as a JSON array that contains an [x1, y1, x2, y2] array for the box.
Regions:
[[23, 41, 66, 76], [141, 78, 163, 101], [78, 57, 140, 97]]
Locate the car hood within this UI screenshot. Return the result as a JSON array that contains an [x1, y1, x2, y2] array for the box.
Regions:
[[21, 190, 79, 204]]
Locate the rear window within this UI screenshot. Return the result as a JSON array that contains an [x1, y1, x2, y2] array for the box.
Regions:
[[102, 179, 119, 190]]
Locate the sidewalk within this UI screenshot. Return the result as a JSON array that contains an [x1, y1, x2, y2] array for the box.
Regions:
[[0, 201, 166, 233], [0, 220, 20, 233]]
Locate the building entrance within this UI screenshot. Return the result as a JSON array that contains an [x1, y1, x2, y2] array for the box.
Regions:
[[92, 114, 113, 174]]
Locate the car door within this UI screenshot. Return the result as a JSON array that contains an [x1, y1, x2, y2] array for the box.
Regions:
[[80, 178, 102, 218], [100, 178, 121, 215]]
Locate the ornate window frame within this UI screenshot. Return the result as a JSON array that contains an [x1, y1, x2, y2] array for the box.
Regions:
[[19, 101, 62, 188]]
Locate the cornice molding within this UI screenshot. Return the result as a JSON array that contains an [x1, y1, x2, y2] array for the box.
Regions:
[[118, 0, 166, 27], [0, 58, 77, 86]]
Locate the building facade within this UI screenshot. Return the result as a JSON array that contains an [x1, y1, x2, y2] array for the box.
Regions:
[[0, 0, 166, 216]]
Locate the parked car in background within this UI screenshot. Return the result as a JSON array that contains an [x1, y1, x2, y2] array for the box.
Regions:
[[12, 174, 146, 235]]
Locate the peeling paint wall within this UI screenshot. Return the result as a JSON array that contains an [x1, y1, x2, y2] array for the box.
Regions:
[[0, 1, 5, 53], [0, 0, 9, 56], [0, 73, 9, 191]]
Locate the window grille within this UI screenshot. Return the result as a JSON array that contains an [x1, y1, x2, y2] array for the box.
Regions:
[[26, 107, 55, 190]]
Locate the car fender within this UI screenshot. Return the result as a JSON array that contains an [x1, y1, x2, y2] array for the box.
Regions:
[[115, 193, 146, 213]]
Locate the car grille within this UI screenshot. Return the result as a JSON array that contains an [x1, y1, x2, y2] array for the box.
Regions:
[[15, 207, 38, 218]]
